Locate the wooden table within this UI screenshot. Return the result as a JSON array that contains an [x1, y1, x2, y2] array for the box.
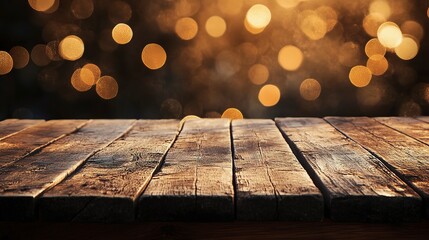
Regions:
[[0, 117, 429, 238]]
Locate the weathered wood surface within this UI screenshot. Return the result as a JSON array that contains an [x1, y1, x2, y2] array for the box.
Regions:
[[138, 119, 234, 221], [232, 119, 323, 220], [326, 117, 429, 218], [0, 119, 43, 140], [0, 120, 88, 168], [38, 120, 179, 222], [0, 120, 134, 221], [276, 118, 421, 222], [376, 117, 429, 145]]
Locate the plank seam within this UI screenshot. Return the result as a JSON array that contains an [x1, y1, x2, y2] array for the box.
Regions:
[[374, 118, 429, 148], [230, 120, 238, 220], [0, 120, 45, 142]]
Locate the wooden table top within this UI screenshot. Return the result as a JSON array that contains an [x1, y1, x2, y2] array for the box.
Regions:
[[0, 117, 428, 223]]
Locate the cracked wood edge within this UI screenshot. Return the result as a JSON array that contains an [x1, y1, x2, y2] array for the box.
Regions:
[[276, 118, 421, 222], [232, 119, 323, 221], [0, 119, 44, 141], [327, 117, 429, 218], [0, 120, 135, 221], [38, 120, 179, 222], [138, 119, 234, 221], [0, 120, 89, 168]]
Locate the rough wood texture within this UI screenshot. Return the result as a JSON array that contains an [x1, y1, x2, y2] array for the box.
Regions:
[[232, 119, 323, 220], [38, 120, 179, 222], [138, 119, 234, 221], [376, 117, 429, 144], [0, 120, 135, 221], [276, 118, 421, 222], [327, 117, 429, 218], [0, 119, 44, 140], [0, 120, 88, 168]]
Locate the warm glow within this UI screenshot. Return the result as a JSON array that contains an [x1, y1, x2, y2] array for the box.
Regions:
[[71, 0, 94, 19], [369, 0, 391, 19], [276, 0, 301, 9], [205, 16, 227, 38], [59, 35, 84, 61], [179, 115, 200, 130], [28, 0, 55, 12], [395, 36, 419, 60], [217, 0, 242, 15], [258, 84, 281, 107], [365, 38, 386, 57], [221, 108, 243, 119], [377, 22, 403, 49], [175, 17, 198, 40], [278, 45, 303, 71], [71, 68, 92, 92], [363, 13, 386, 37], [112, 23, 133, 45], [244, 18, 265, 34], [300, 78, 322, 101], [401, 21, 424, 41], [366, 55, 388, 76], [246, 4, 271, 29], [0, 51, 13, 75], [300, 11, 327, 40], [339, 42, 361, 67], [82, 63, 101, 85], [248, 64, 269, 85], [141, 43, 167, 70], [9, 46, 29, 69], [316, 6, 338, 32], [96, 76, 119, 100], [31, 44, 51, 66], [349, 65, 372, 88]]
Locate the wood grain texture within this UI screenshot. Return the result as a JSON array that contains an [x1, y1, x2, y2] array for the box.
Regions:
[[0, 119, 44, 141], [0, 120, 135, 221], [0, 120, 88, 168], [232, 119, 323, 220], [327, 117, 429, 218], [38, 120, 179, 222], [138, 119, 234, 221], [376, 117, 429, 144], [276, 118, 421, 222]]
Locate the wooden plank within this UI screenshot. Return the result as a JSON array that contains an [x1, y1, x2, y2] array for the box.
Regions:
[[326, 117, 429, 218], [0, 120, 135, 221], [376, 117, 429, 144], [417, 116, 429, 123], [0, 119, 44, 141], [0, 120, 88, 168], [38, 120, 179, 222], [276, 118, 421, 222], [138, 119, 234, 221], [232, 119, 323, 220]]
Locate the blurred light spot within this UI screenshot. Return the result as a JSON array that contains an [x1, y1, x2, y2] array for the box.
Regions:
[[31, 44, 51, 66], [401, 20, 424, 42], [217, 0, 242, 15], [108, 1, 132, 24], [82, 63, 101, 85], [71, 0, 94, 19], [369, 0, 391, 19], [300, 78, 322, 101], [179, 115, 200, 129], [141, 43, 167, 70], [244, 18, 265, 34], [0, 51, 13, 75], [45, 41, 61, 61], [28, 0, 55, 12], [366, 55, 388, 76], [300, 11, 327, 40], [258, 84, 281, 107], [59, 35, 84, 61], [215, 50, 241, 77], [248, 64, 269, 85], [276, 0, 301, 9], [175, 17, 198, 40], [205, 16, 226, 38], [349, 66, 372, 88], [363, 13, 386, 37], [112, 23, 133, 45], [316, 6, 338, 32], [9, 46, 29, 69], [398, 100, 421, 116], [175, 0, 200, 17], [221, 108, 243, 119], [161, 98, 182, 118], [44, 0, 59, 13], [395, 36, 419, 60], [246, 4, 271, 29], [71, 68, 92, 92], [278, 45, 303, 71], [96, 76, 118, 100], [79, 68, 95, 86], [377, 22, 403, 49], [365, 38, 386, 57]]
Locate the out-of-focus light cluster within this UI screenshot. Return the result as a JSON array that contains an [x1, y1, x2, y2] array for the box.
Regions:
[[0, 0, 428, 119]]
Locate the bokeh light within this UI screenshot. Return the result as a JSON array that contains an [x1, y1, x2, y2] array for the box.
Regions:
[[217, 0, 242, 15], [300, 78, 322, 101], [377, 22, 403, 49], [221, 108, 243, 119], [28, 0, 55, 12], [401, 21, 424, 42], [141, 43, 167, 70], [363, 13, 386, 37], [96, 76, 119, 100], [299, 11, 327, 40], [245, 4, 271, 29], [365, 38, 386, 57], [278, 45, 303, 71], [395, 36, 419, 60], [0, 51, 13, 75], [9, 46, 29, 69], [366, 55, 388, 76], [205, 16, 226, 38], [71, 0, 94, 19], [248, 64, 269, 85], [112, 23, 133, 45], [82, 63, 101, 85], [71, 68, 92, 92], [31, 44, 51, 66], [277, 0, 301, 9], [258, 84, 281, 107], [349, 65, 372, 88], [175, 17, 198, 40], [59, 35, 84, 61], [369, 0, 391, 19]]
